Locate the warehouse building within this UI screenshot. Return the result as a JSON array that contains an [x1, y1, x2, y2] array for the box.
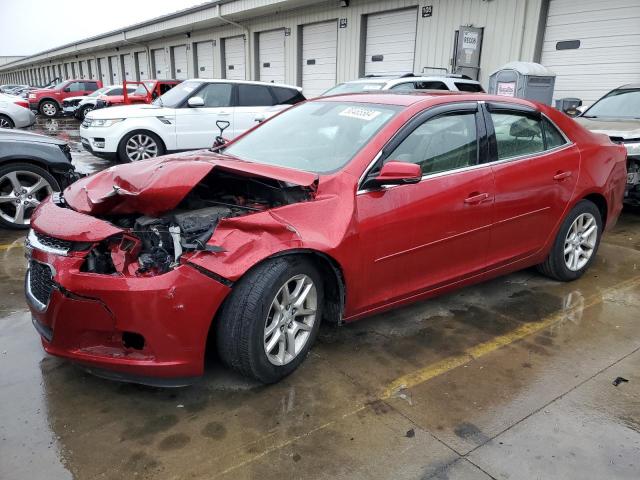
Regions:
[[0, 0, 638, 103]]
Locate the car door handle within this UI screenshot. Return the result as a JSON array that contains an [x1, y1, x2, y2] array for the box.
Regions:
[[553, 171, 573, 181], [464, 192, 489, 204], [217, 111, 231, 116]]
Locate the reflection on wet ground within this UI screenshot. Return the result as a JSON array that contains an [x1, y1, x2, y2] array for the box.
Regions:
[[26, 115, 114, 175], [0, 131, 639, 478]]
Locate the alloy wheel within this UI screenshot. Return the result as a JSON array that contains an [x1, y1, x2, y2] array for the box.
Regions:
[[264, 274, 318, 366], [41, 102, 57, 117], [0, 170, 53, 226], [125, 134, 159, 161], [0, 117, 13, 129], [564, 212, 598, 271]]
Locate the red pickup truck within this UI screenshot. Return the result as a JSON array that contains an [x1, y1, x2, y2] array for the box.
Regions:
[[28, 79, 103, 117], [93, 79, 181, 110]]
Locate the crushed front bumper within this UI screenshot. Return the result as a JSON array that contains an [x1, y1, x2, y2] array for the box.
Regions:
[[25, 237, 231, 385]]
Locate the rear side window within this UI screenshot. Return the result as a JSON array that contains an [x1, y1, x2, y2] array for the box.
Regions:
[[160, 83, 176, 94], [271, 87, 305, 104], [490, 112, 544, 160], [68, 82, 83, 92], [84, 82, 99, 91], [108, 88, 123, 96], [455, 82, 484, 93], [237, 84, 274, 106], [386, 113, 478, 175], [542, 118, 567, 149]]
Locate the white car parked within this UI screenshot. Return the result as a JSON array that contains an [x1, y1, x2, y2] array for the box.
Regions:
[[322, 74, 485, 96], [63, 85, 137, 120], [80, 79, 305, 162]]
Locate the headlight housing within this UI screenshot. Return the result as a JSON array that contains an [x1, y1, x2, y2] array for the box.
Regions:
[[28, 94, 35, 99], [625, 141, 640, 158], [89, 118, 125, 128]]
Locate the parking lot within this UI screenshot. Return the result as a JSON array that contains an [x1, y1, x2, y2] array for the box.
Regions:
[[1, 116, 639, 477]]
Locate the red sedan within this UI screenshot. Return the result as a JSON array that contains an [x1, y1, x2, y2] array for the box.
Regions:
[[25, 92, 627, 386]]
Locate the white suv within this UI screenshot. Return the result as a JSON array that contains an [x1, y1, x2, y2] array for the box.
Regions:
[[80, 79, 305, 162], [322, 74, 484, 96]]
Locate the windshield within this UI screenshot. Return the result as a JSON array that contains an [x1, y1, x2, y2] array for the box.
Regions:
[[133, 81, 156, 96], [583, 88, 640, 119], [152, 80, 199, 107], [322, 82, 387, 96], [224, 101, 400, 173], [89, 87, 109, 97]]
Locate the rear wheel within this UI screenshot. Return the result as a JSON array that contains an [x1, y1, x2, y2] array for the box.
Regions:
[[0, 163, 59, 229], [537, 200, 602, 281], [0, 115, 14, 129], [39, 100, 59, 117], [117, 131, 164, 162], [216, 257, 323, 383]]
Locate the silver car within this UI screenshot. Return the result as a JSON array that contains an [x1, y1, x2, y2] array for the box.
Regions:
[[575, 84, 640, 205], [0, 93, 36, 129]]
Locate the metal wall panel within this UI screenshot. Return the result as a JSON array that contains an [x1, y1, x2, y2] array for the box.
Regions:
[[258, 29, 285, 83], [541, 0, 640, 104], [301, 21, 337, 97], [195, 41, 215, 78], [223, 36, 246, 80]]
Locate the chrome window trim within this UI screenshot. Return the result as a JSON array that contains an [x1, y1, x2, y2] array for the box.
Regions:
[[356, 109, 575, 195], [26, 229, 69, 256]]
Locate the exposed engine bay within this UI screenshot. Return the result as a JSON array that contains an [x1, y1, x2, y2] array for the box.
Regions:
[[627, 157, 640, 204], [78, 170, 312, 275]]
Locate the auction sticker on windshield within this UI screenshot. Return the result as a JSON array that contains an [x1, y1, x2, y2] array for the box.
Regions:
[[339, 106, 382, 121]]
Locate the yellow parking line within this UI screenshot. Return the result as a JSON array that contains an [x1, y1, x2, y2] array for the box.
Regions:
[[0, 243, 22, 250], [381, 276, 640, 399]]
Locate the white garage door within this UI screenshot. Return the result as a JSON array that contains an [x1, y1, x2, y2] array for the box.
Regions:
[[541, 0, 640, 105], [136, 51, 149, 80], [122, 54, 135, 81], [259, 30, 285, 84], [301, 21, 338, 97], [172, 45, 188, 80], [153, 49, 169, 79], [364, 8, 417, 76], [109, 56, 121, 84], [87, 59, 96, 79], [224, 36, 246, 80], [195, 41, 215, 78], [78, 60, 87, 79], [98, 58, 109, 85]]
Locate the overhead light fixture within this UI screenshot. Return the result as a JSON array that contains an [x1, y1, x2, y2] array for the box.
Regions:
[[339, 0, 349, 7]]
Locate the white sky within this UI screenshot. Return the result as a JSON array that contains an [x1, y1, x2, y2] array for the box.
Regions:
[[0, 0, 208, 56]]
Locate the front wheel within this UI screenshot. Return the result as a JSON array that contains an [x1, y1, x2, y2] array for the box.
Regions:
[[216, 257, 324, 383], [117, 131, 165, 162], [0, 163, 59, 229], [39, 100, 59, 117], [77, 104, 94, 120], [537, 200, 603, 281]]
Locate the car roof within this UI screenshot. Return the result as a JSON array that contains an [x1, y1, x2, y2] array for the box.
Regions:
[[184, 78, 303, 91], [318, 90, 535, 108], [618, 83, 640, 89], [0, 128, 65, 145], [341, 75, 481, 85]]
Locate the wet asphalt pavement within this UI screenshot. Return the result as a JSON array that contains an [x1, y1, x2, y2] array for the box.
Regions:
[[1, 116, 640, 479]]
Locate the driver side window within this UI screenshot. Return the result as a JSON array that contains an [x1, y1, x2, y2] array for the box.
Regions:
[[386, 113, 478, 175], [197, 83, 232, 107]]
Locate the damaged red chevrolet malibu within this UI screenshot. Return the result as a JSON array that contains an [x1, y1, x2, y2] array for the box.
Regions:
[[25, 92, 627, 386]]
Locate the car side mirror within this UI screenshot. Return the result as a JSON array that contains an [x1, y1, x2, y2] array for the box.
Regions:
[[188, 96, 205, 108], [368, 161, 422, 187], [63, 87, 71, 92]]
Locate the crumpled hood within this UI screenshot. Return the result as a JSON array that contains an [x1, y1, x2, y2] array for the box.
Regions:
[[575, 117, 640, 140], [86, 104, 172, 120], [64, 152, 318, 216], [64, 95, 89, 103]]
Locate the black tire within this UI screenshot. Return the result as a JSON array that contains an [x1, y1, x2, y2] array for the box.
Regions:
[[77, 104, 93, 120], [216, 256, 324, 383], [0, 162, 60, 230], [537, 200, 603, 281], [117, 130, 165, 163], [39, 100, 59, 117], [0, 114, 15, 129]]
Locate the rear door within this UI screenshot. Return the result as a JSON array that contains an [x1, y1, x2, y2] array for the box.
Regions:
[[355, 103, 494, 312], [483, 102, 579, 267], [232, 84, 277, 137], [175, 82, 234, 149]]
